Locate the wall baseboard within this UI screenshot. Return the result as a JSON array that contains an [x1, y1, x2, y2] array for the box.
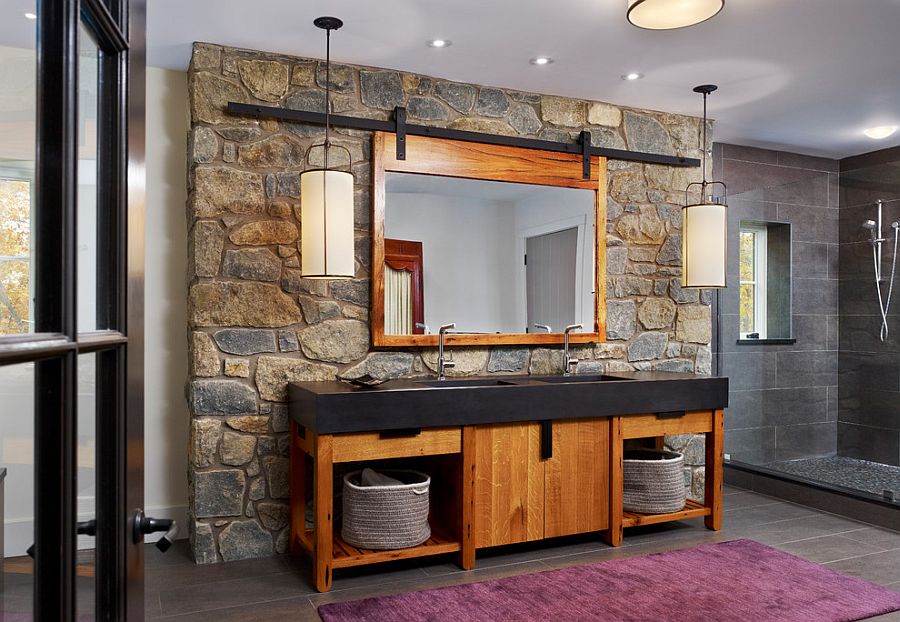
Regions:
[[4, 504, 188, 558]]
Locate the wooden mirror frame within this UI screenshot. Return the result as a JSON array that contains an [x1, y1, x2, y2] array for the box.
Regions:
[[371, 131, 607, 347]]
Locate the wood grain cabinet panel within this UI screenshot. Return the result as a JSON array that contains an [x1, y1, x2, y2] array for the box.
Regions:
[[473, 423, 545, 548], [544, 418, 609, 537]]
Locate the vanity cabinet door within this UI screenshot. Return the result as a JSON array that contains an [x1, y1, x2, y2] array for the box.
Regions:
[[473, 422, 545, 547], [544, 418, 609, 538]]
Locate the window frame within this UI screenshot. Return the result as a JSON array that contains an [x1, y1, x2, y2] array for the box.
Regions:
[[739, 223, 768, 339]]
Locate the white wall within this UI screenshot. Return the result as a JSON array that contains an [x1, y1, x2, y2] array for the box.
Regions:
[[385, 193, 520, 334], [143, 66, 189, 539]]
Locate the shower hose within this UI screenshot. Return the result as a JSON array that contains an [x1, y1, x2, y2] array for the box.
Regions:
[[874, 223, 900, 342]]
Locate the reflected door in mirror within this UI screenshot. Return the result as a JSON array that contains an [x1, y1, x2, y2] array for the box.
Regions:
[[526, 227, 578, 334], [384, 239, 424, 335]]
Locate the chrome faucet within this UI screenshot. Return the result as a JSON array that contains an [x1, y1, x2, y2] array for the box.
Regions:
[[563, 324, 582, 376], [437, 323, 456, 380], [534, 323, 552, 333]]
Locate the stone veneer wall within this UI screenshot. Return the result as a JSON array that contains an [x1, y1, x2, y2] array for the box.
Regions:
[[186, 42, 714, 562]]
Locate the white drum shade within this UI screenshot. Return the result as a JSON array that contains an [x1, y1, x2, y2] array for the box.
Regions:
[[300, 169, 355, 279], [681, 202, 727, 288], [627, 0, 724, 30]]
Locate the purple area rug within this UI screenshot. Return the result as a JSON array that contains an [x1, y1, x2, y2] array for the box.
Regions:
[[318, 539, 900, 622]]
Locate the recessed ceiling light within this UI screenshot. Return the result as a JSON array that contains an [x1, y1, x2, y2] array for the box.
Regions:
[[864, 125, 898, 140], [427, 39, 451, 48], [622, 72, 643, 81], [530, 57, 554, 66], [24, 12, 36, 19]]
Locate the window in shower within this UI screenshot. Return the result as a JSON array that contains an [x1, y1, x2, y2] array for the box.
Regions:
[[740, 224, 767, 338], [738, 221, 793, 342]]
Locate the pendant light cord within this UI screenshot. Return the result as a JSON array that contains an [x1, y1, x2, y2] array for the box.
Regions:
[[700, 90, 708, 200], [324, 26, 331, 171]]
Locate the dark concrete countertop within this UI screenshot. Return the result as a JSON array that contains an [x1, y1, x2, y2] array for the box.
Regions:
[[288, 371, 729, 435]]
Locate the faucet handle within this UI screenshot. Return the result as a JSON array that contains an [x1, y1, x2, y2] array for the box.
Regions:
[[442, 361, 456, 369], [567, 359, 579, 371]]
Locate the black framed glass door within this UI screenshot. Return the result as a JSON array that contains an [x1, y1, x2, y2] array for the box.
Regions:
[[0, 0, 146, 619]]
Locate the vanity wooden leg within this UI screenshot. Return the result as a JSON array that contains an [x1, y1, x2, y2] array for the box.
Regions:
[[289, 422, 307, 556], [313, 434, 334, 592], [602, 416, 623, 547], [704, 409, 724, 531], [458, 426, 476, 570]]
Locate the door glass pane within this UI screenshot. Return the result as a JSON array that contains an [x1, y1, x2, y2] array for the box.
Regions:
[[77, 354, 96, 617], [0, 5, 37, 336], [0, 362, 35, 617], [77, 23, 100, 332]]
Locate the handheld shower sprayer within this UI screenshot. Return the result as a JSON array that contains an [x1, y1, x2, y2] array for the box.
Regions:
[[864, 200, 899, 342]]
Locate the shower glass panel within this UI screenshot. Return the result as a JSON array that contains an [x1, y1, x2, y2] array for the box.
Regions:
[[715, 143, 900, 506]]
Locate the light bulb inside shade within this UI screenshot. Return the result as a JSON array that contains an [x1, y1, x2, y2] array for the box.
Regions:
[[622, 72, 643, 81], [427, 39, 451, 48], [864, 125, 898, 140], [530, 57, 553, 66], [627, 0, 724, 30], [24, 12, 36, 19]]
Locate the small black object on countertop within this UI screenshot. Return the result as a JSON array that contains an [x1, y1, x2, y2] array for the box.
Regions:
[[288, 371, 729, 435]]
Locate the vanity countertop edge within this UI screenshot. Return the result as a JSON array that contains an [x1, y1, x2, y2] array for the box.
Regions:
[[288, 372, 729, 435]]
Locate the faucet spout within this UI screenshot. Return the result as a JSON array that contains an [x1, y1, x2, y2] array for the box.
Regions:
[[563, 324, 583, 376], [438, 323, 456, 380]]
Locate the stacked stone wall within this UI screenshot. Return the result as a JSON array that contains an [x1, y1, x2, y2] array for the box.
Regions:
[[186, 42, 713, 562]]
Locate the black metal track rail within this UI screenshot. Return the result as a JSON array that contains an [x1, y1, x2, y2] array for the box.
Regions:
[[227, 102, 700, 174]]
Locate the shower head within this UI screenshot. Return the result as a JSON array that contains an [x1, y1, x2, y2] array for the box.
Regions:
[[863, 220, 878, 230]]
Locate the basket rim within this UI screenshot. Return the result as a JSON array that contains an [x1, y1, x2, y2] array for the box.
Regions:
[[344, 468, 431, 491]]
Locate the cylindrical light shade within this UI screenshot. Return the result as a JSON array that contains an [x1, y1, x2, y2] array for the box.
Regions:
[[681, 202, 727, 288], [300, 169, 355, 279], [627, 0, 724, 30]]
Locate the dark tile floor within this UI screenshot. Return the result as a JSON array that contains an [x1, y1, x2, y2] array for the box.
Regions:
[[144, 485, 900, 621]]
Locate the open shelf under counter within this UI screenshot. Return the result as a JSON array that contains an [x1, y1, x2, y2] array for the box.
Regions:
[[296, 523, 460, 569], [621, 499, 711, 529]]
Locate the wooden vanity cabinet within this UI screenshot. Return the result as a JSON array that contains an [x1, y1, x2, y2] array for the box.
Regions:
[[473, 418, 609, 549]]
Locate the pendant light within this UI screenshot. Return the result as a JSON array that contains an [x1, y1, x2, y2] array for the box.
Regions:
[[682, 84, 727, 289], [626, 0, 724, 30], [300, 16, 355, 279]]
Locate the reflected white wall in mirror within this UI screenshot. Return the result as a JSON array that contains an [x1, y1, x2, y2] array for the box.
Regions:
[[384, 173, 595, 335]]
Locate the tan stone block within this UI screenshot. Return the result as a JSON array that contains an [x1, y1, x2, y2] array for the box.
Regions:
[[192, 332, 220, 377], [676, 305, 712, 344], [541, 96, 585, 127], [237, 59, 289, 102], [221, 430, 256, 466], [226, 416, 270, 433], [192, 167, 264, 218], [191, 44, 221, 71], [299, 320, 369, 363], [587, 102, 621, 127], [255, 356, 338, 401], [421, 348, 489, 376], [190, 72, 249, 125], [190, 282, 302, 327], [229, 220, 298, 246], [224, 358, 250, 378], [237, 135, 302, 168], [638, 298, 677, 330], [193, 221, 224, 277], [190, 418, 221, 468]]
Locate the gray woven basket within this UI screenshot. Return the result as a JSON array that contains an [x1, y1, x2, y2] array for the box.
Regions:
[[623, 449, 686, 514], [341, 469, 431, 550]]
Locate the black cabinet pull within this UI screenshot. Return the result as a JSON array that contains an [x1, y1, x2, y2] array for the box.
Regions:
[[540, 420, 553, 460], [379, 427, 422, 439]]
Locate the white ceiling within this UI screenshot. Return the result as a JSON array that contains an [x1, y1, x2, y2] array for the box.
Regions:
[[2, 1, 898, 159]]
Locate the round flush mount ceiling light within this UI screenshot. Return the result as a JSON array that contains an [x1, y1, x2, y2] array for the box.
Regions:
[[622, 72, 643, 81], [627, 0, 724, 30], [24, 12, 36, 19], [427, 39, 451, 48], [530, 57, 554, 66], [864, 125, 898, 140]]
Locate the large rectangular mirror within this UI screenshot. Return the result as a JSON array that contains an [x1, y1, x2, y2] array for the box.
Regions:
[[372, 132, 607, 347]]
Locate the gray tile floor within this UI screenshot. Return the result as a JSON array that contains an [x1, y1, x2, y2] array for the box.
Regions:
[[144, 485, 900, 621]]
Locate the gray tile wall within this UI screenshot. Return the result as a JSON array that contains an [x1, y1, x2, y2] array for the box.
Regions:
[[838, 153, 900, 466], [713, 143, 840, 465]]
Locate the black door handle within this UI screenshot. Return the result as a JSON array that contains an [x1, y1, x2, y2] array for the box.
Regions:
[[132, 509, 179, 552], [26, 520, 96, 558], [540, 420, 553, 460]]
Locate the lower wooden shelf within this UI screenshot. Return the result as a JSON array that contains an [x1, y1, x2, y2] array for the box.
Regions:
[[299, 524, 460, 569], [621, 499, 711, 528]]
